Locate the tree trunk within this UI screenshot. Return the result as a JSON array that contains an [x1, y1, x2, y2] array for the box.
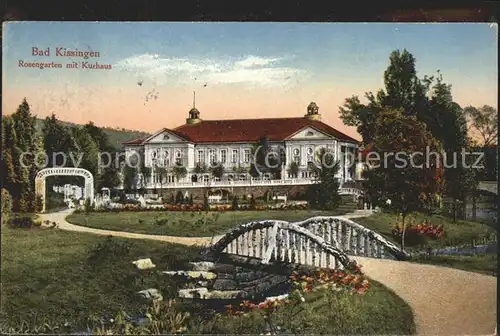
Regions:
[[452, 200, 457, 222], [472, 194, 477, 221], [401, 214, 406, 250]]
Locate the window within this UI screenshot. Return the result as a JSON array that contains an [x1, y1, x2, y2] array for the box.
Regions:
[[293, 148, 300, 156], [209, 149, 217, 165], [163, 134, 170, 140], [232, 149, 239, 163], [306, 131, 314, 136], [306, 147, 313, 156], [244, 149, 251, 163], [220, 149, 227, 163], [197, 150, 204, 163], [175, 151, 183, 166]]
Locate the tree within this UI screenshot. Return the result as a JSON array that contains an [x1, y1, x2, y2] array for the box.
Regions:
[[287, 162, 299, 179], [172, 166, 187, 182], [210, 163, 225, 180], [250, 136, 283, 179], [72, 127, 100, 177], [175, 191, 184, 204], [306, 148, 341, 210], [464, 105, 498, 147], [231, 195, 239, 211], [156, 166, 169, 198], [122, 165, 136, 193], [339, 49, 433, 145], [9, 99, 39, 211], [365, 109, 444, 249]]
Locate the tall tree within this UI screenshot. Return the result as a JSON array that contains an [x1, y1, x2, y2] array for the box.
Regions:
[[10, 99, 39, 211], [306, 148, 341, 210], [365, 109, 444, 248], [463, 105, 498, 147], [339, 49, 433, 145], [72, 127, 100, 177]]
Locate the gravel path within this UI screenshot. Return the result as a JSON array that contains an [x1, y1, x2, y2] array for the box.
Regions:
[[39, 209, 497, 335]]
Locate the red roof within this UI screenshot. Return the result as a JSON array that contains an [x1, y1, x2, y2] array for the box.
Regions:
[[123, 117, 359, 145]]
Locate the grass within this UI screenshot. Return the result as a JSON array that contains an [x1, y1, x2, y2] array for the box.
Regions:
[[0, 225, 200, 331], [355, 212, 497, 249], [197, 281, 415, 335], [410, 254, 497, 277], [67, 209, 352, 237], [355, 211, 497, 276], [1, 224, 415, 335]]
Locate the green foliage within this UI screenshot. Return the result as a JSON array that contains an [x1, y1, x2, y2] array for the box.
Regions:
[[87, 236, 132, 266], [209, 163, 224, 179], [249, 194, 256, 210], [8, 216, 37, 229], [306, 148, 341, 210], [123, 165, 137, 192], [193, 162, 208, 175], [175, 191, 184, 204], [172, 166, 187, 180], [287, 162, 299, 178], [1, 188, 13, 221], [84, 197, 95, 214], [464, 105, 498, 147], [231, 195, 239, 211], [189, 194, 194, 206], [203, 194, 210, 210]]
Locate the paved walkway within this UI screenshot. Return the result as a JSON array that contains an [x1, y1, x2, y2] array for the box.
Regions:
[[38, 209, 497, 335]]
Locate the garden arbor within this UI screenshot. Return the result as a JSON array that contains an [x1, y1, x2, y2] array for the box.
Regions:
[[35, 168, 94, 212]]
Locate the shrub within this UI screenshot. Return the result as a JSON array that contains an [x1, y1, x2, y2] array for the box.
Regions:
[[231, 196, 239, 211], [8, 216, 36, 229], [175, 191, 184, 204], [87, 236, 132, 266], [189, 194, 194, 206], [203, 195, 210, 210], [1, 188, 13, 222], [249, 194, 256, 210]]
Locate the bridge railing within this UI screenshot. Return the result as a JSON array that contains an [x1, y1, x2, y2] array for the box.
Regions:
[[205, 215, 409, 271], [205, 220, 353, 270], [295, 216, 409, 260]]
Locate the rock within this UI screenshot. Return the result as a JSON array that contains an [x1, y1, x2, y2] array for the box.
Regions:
[[189, 261, 235, 273], [137, 288, 163, 301], [213, 279, 238, 290], [178, 287, 209, 299], [235, 270, 267, 282], [162, 270, 217, 280], [132, 258, 156, 270], [217, 273, 234, 279], [189, 261, 215, 271], [205, 290, 244, 300]]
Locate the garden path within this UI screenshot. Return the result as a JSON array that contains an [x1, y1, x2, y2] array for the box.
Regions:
[[38, 209, 497, 335]]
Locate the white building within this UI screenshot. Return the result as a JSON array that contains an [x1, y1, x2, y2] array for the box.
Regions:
[[121, 102, 360, 190]]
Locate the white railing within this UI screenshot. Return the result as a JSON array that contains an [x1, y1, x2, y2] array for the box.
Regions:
[[338, 188, 364, 198], [143, 178, 316, 189]]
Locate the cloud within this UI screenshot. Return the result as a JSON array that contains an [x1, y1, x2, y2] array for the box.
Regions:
[[115, 54, 306, 87]]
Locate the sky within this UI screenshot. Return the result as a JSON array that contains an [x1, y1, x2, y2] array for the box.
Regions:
[[2, 22, 498, 140]]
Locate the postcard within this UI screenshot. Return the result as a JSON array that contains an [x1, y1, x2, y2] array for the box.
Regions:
[[1, 21, 498, 335]]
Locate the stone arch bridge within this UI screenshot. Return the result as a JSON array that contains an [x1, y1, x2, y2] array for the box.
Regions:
[[166, 215, 408, 300]]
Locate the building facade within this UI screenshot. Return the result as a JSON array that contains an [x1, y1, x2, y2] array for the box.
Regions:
[[121, 103, 360, 191]]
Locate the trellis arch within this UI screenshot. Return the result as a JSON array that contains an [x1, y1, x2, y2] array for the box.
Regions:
[[295, 216, 410, 261], [35, 167, 94, 213], [204, 220, 354, 270]]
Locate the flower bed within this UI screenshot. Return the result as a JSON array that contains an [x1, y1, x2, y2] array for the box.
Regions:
[[92, 201, 309, 213], [224, 264, 370, 317], [392, 219, 444, 240]]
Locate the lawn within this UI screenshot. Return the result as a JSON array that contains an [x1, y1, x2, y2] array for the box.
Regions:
[[0, 225, 200, 332], [67, 209, 350, 237], [355, 212, 497, 276], [355, 212, 496, 248], [1, 224, 416, 334]]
